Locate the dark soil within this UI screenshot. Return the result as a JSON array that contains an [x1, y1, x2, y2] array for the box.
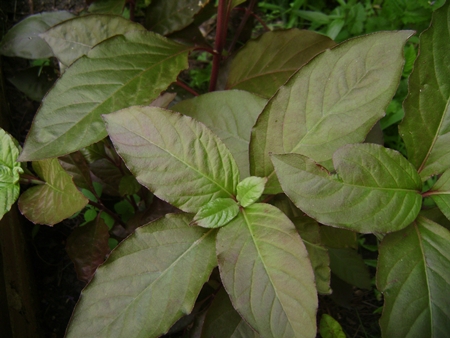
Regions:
[[1, 1, 382, 337]]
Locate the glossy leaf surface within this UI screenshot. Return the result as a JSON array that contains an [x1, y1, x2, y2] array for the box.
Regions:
[[236, 176, 266, 207], [0, 128, 23, 220], [216, 203, 317, 337], [0, 11, 74, 59], [66, 218, 110, 282], [104, 106, 239, 213], [192, 198, 239, 228], [272, 144, 422, 233], [66, 213, 217, 338], [377, 217, 450, 337], [172, 90, 266, 178], [400, 2, 450, 180], [19, 31, 192, 161], [145, 0, 210, 35], [429, 169, 450, 220], [201, 288, 259, 338], [251, 31, 413, 193], [18, 158, 88, 225], [226, 29, 336, 98], [41, 14, 146, 67], [292, 215, 331, 294]]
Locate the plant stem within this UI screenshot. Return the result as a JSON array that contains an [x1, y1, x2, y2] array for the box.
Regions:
[[19, 174, 45, 185], [228, 0, 258, 54], [209, 0, 228, 92], [89, 200, 126, 228], [175, 79, 200, 96]]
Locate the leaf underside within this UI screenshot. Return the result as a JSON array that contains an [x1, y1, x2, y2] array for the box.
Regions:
[[250, 30, 413, 193], [19, 30, 192, 161], [377, 216, 450, 337], [104, 106, 239, 213], [216, 203, 317, 338], [66, 213, 217, 338]]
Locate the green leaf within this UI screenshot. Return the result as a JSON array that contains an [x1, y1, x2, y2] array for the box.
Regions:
[[88, 0, 127, 15], [328, 248, 371, 289], [104, 106, 240, 213], [41, 14, 146, 68], [320, 226, 358, 250], [66, 213, 217, 338], [192, 198, 239, 228], [251, 30, 413, 193], [226, 29, 336, 98], [18, 31, 193, 161], [201, 288, 259, 338], [292, 215, 331, 294], [272, 144, 422, 233], [236, 176, 267, 207], [0, 11, 74, 59], [7, 66, 56, 101], [429, 169, 450, 220], [65, 218, 110, 282], [377, 216, 450, 337], [58, 151, 94, 191], [145, 0, 210, 36], [0, 128, 23, 220], [216, 203, 317, 337], [319, 314, 346, 338], [400, 1, 450, 180], [172, 90, 267, 178], [18, 158, 88, 225], [118, 175, 141, 196]]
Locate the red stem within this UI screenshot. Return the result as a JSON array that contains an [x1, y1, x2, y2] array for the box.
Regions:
[[175, 79, 200, 96], [209, 0, 228, 92], [228, 0, 258, 54], [233, 7, 271, 32]]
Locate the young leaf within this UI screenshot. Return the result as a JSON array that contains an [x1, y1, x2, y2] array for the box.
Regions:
[[377, 216, 450, 337], [400, 1, 450, 180], [66, 213, 217, 338], [328, 248, 371, 290], [19, 31, 193, 161], [216, 203, 317, 338], [65, 217, 110, 282], [226, 29, 336, 98], [104, 106, 240, 213], [0, 128, 23, 220], [427, 169, 450, 221], [272, 144, 422, 233], [201, 288, 259, 338], [0, 11, 74, 59], [319, 314, 346, 338], [145, 0, 210, 36], [18, 158, 88, 225], [192, 198, 239, 228], [236, 176, 267, 207], [292, 215, 331, 294], [172, 90, 267, 178], [251, 30, 413, 193], [41, 14, 146, 68]]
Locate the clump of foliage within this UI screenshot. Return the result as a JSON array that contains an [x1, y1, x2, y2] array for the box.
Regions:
[[1, 0, 450, 337]]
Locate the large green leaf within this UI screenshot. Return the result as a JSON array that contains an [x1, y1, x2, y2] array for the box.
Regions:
[[41, 14, 146, 68], [400, 2, 450, 180], [0, 11, 74, 59], [377, 216, 450, 337], [104, 106, 239, 213], [66, 213, 217, 338], [19, 31, 192, 161], [201, 288, 259, 338], [226, 29, 336, 98], [292, 215, 331, 294], [88, 0, 126, 15], [251, 31, 413, 193], [172, 90, 266, 178], [216, 203, 317, 337], [145, 0, 210, 35], [0, 128, 23, 220], [428, 169, 450, 220], [18, 158, 88, 225], [272, 144, 422, 233]]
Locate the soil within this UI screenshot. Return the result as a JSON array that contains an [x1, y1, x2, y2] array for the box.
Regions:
[[1, 1, 382, 337]]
